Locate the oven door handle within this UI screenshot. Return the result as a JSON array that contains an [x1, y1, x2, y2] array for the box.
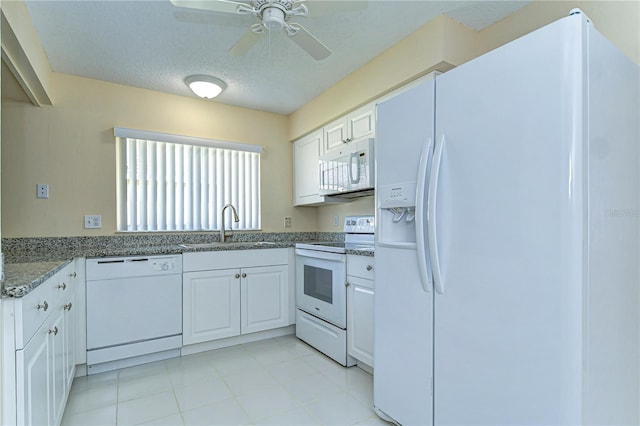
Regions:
[[295, 248, 346, 262]]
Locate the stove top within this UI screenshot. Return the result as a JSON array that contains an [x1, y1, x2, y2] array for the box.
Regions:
[[296, 215, 375, 254], [295, 241, 374, 254]]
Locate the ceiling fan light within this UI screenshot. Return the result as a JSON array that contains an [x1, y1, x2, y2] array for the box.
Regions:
[[262, 7, 285, 31], [185, 75, 227, 99]]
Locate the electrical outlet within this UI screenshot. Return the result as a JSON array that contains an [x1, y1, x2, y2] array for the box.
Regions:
[[36, 184, 49, 199], [284, 217, 292, 228], [84, 215, 102, 229]]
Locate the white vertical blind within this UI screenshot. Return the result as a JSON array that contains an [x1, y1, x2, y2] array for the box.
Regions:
[[116, 135, 261, 232]]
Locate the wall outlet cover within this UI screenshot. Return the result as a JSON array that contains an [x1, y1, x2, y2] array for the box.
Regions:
[[36, 184, 49, 199], [84, 215, 102, 229]]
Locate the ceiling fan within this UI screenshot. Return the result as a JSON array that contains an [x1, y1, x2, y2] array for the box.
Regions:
[[170, 0, 366, 60]]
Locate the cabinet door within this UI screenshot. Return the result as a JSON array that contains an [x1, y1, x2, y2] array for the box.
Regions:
[[347, 276, 375, 367], [348, 103, 376, 140], [241, 265, 289, 334], [16, 325, 51, 426], [63, 293, 76, 393], [49, 310, 66, 425], [324, 117, 348, 153], [293, 129, 324, 206], [183, 270, 241, 345]]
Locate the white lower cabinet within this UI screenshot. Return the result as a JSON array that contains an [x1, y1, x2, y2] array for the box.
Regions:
[[347, 255, 375, 368], [183, 269, 241, 343], [182, 249, 291, 346], [16, 322, 50, 426], [241, 265, 289, 334], [5, 261, 78, 426]]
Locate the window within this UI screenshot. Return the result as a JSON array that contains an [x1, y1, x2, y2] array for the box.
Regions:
[[115, 127, 261, 232]]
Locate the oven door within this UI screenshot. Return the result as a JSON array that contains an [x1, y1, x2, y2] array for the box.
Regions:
[[295, 248, 347, 328]]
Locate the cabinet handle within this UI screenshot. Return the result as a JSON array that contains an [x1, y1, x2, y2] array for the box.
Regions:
[[37, 301, 49, 311], [345, 282, 350, 287], [58, 282, 67, 290], [70, 272, 77, 278], [366, 265, 373, 271], [64, 302, 73, 311], [241, 273, 247, 278], [342, 139, 348, 144], [48, 326, 58, 336], [235, 273, 240, 279]]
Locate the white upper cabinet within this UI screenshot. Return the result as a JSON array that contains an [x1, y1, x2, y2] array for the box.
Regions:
[[293, 129, 325, 206], [293, 101, 376, 206], [323, 102, 376, 154]]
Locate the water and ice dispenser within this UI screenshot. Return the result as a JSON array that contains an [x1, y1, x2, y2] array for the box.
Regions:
[[377, 182, 418, 246]]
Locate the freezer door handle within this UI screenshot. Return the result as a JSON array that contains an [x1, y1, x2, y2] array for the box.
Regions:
[[428, 134, 445, 294], [415, 137, 434, 292]]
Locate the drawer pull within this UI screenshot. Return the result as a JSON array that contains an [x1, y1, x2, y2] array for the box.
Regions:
[[366, 265, 373, 271], [64, 303, 73, 311], [48, 326, 58, 336], [58, 282, 67, 290], [37, 301, 49, 311], [70, 272, 77, 278]]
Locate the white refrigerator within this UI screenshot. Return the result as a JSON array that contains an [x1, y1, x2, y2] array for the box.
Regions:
[[374, 10, 639, 426]]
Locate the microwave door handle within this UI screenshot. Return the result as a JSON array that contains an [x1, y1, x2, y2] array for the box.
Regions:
[[349, 152, 361, 184]]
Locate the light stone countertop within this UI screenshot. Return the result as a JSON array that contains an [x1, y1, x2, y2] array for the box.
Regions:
[[2, 240, 373, 298], [2, 260, 73, 298]]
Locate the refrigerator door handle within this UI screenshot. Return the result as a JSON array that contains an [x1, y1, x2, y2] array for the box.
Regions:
[[415, 137, 434, 292], [428, 134, 445, 294]]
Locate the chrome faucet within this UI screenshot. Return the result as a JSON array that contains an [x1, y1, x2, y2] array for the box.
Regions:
[[220, 204, 240, 242]]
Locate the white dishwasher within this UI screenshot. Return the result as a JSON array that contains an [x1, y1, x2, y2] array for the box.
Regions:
[[86, 255, 182, 374]]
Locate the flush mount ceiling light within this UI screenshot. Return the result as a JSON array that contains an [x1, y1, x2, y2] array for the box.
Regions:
[[185, 75, 227, 99]]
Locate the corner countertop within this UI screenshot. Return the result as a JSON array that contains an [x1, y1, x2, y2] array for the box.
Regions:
[[2, 259, 73, 298]]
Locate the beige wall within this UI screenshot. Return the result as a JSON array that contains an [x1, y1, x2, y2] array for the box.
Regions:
[[288, 15, 478, 141], [1, 73, 317, 237]]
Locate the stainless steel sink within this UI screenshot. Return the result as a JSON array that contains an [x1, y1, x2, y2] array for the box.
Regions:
[[179, 241, 276, 249], [178, 242, 224, 249]]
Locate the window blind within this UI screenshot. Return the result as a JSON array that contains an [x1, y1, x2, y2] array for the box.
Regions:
[[115, 128, 261, 232]]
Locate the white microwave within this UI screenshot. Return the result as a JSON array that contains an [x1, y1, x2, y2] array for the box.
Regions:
[[319, 138, 375, 197]]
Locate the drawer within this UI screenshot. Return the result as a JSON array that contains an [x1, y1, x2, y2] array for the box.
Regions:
[[347, 255, 374, 281], [14, 265, 72, 350], [15, 276, 56, 350]]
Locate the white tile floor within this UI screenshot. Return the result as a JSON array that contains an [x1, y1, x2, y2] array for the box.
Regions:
[[62, 335, 389, 426]]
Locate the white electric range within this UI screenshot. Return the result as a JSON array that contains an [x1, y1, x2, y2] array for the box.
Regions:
[[294, 215, 374, 366]]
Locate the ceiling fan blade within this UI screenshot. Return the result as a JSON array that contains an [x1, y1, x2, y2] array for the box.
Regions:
[[300, 0, 368, 17], [288, 24, 331, 60], [170, 0, 248, 15], [228, 28, 262, 56]]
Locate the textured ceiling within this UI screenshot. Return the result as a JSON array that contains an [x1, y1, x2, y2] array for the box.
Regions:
[[23, 0, 531, 114]]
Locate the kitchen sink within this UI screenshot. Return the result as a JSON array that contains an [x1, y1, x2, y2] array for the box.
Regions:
[[178, 242, 224, 249], [179, 241, 277, 249]]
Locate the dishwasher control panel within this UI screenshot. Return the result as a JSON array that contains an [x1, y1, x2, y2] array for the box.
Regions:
[[86, 255, 182, 280], [152, 259, 176, 271]]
